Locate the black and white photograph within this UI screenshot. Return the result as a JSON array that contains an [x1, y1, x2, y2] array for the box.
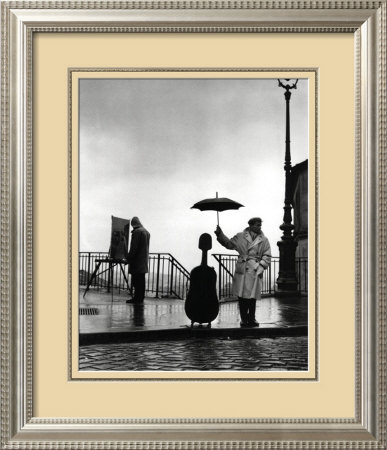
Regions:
[[3, 0, 387, 446], [78, 76, 310, 372]]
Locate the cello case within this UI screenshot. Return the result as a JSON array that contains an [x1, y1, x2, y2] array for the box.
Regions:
[[185, 233, 219, 327]]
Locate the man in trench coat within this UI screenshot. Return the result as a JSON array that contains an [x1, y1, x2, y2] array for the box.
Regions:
[[215, 217, 271, 327], [126, 216, 150, 304]]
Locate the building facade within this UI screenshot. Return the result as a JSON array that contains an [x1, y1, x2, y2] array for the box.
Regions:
[[291, 160, 308, 294]]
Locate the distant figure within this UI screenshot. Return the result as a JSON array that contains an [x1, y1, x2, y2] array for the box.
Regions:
[[126, 217, 150, 304], [215, 217, 271, 327]]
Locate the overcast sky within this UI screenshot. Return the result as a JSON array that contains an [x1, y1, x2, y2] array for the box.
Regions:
[[79, 78, 308, 270]]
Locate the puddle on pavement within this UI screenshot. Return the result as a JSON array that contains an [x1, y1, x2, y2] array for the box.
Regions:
[[79, 294, 307, 332]]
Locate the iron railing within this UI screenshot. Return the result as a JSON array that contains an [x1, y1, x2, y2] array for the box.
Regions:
[[79, 252, 308, 300], [212, 254, 308, 298], [147, 253, 190, 299], [79, 252, 190, 299]]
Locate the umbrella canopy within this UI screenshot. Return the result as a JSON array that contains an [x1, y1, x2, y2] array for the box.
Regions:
[[191, 197, 244, 212], [191, 193, 244, 225]]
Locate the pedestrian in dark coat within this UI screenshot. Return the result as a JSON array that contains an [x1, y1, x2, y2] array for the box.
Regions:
[[126, 217, 150, 304], [215, 217, 271, 327]]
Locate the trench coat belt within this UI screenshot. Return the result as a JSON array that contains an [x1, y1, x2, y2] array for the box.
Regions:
[[237, 255, 261, 263]]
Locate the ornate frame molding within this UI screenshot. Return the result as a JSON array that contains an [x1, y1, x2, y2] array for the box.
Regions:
[[1, 1, 386, 449]]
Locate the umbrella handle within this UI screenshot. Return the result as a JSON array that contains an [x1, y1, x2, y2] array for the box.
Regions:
[[216, 192, 219, 226]]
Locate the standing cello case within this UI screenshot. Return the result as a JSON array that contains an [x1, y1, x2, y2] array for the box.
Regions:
[[185, 233, 219, 327]]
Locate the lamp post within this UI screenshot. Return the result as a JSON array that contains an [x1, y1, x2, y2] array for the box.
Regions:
[[276, 79, 299, 295]]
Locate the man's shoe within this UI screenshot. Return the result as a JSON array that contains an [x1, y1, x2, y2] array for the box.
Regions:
[[248, 319, 260, 327], [240, 321, 250, 328]]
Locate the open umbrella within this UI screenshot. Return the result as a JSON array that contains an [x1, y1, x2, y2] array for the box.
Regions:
[[191, 192, 244, 226]]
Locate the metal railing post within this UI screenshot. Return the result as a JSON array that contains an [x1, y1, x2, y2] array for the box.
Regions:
[[218, 255, 222, 299], [107, 261, 112, 293], [87, 252, 91, 286], [169, 257, 174, 296], [155, 254, 161, 299], [268, 263, 272, 295]]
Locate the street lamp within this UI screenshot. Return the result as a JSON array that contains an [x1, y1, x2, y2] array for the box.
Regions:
[[276, 78, 299, 295]]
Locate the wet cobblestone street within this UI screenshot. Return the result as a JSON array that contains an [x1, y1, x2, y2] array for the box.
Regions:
[[79, 335, 308, 371]]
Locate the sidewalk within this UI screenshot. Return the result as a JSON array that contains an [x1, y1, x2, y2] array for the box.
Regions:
[[79, 336, 308, 371], [79, 288, 308, 345]]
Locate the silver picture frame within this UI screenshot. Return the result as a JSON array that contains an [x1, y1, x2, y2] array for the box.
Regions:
[[1, 1, 386, 448]]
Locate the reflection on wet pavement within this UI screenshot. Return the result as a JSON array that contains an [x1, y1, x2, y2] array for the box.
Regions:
[[79, 290, 308, 333]]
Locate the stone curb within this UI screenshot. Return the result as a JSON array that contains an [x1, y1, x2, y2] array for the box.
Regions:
[[79, 325, 308, 346]]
